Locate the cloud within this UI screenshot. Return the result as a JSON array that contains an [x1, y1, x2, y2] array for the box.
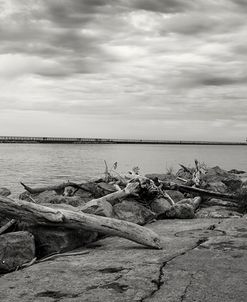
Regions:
[[0, 0, 246, 140]]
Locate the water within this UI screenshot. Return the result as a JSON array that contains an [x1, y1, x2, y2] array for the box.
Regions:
[[0, 143, 246, 196]]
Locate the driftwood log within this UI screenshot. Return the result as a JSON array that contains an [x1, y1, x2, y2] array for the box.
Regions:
[[172, 183, 236, 201], [20, 181, 93, 194], [0, 196, 161, 249]]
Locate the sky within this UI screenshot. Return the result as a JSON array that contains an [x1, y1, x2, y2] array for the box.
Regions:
[[0, 0, 247, 141]]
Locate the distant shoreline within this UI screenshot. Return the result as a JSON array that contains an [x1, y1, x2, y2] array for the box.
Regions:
[[0, 136, 246, 145]]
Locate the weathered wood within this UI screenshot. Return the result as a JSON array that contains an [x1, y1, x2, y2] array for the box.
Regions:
[[20, 181, 93, 194], [0, 219, 16, 235], [179, 164, 192, 174], [172, 183, 236, 201], [86, 181, 141, 206], [0, 196, 161, 249]]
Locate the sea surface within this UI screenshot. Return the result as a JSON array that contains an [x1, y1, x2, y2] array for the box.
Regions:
[[0, 143, 246, 197]]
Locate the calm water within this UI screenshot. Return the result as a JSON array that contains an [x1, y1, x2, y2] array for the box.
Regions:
[[0, 143, 246, 196]]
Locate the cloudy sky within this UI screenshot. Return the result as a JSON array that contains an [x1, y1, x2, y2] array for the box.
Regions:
[[0, 0, 247, 141]]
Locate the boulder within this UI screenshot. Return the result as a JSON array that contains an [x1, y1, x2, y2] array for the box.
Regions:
[[161, 203, 195, 219], [204, 166, 241, 192], [204, 166, 230, 182], [150, 198, 171, 215], [28, 226, 98, 258], [113, 200, 156, 225], [207, 181, 228, 193], [228, 169, 246, 174], [0, 231, 35, 273], [165, 190, 184, 203], [222, 178, 243, 192], [196, 206, 243, 219], [80, 200, 113, 217], [0, 188, 11, 197]]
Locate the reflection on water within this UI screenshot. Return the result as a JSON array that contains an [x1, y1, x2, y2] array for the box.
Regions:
[[0, 143, 246, 196]]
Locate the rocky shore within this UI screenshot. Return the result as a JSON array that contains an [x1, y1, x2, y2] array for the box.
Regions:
[[0, 162, 247, 301]]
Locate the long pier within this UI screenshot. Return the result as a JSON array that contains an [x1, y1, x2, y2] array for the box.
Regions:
[[0, 136, 246, 145]]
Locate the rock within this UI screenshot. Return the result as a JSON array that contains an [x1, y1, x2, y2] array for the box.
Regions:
[[207, 181, 228, 193], [0, 231, 35, 273], [196, 206, 243, 218], [160, 203, 195, 219], [113, 200, 156, 225], [0, 188, 11, 197], [165, 190, 184, 203], [204, 166, 230, 182], [150, 198, 171, 215], [204, 166, 241, 192], [0, 218, 247, 302], [228, 169, 246, 174], [29, 226, 98, 258], [80, 200, 113, 217], [222, 178, 243, 192]]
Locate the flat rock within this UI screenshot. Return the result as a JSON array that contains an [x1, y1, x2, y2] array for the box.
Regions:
[[0, 231, 35, 273], [1, 218, 246, 301]]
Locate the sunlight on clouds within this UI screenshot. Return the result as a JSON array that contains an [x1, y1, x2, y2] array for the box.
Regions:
[[0, 0, 246, 140]]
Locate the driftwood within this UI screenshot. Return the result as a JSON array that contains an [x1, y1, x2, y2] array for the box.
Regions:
[[80, 181, 141, 206], [20, 181, 94, 195], [0, 219, 16, 235], [0, 196, 161, 249], [171, 183, 236, 201], [179, 164, 192, 174]]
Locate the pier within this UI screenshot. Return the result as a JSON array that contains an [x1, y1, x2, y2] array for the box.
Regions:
[[0, 136, 246, 145]]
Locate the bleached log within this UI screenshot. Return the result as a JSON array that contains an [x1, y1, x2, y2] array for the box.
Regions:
[[20, 181, 92, 194], [84, 181, 141, 206], [0, 196, 161, 249]]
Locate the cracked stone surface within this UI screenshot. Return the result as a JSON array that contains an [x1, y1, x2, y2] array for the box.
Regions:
[[0, 218, 247, 301]]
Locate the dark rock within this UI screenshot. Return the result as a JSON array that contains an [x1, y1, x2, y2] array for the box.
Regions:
[[165, 190, 184, 203], [207, 181, 228, 193], [196, 206, 243, 218], [150, 198, 171, 215], [0, 231, 35, 273], [80, 200, 113, 217], [113, 200, 156, 225], [0, 188, 11, 197], [160, 203, 195, 219], [222, 178, 243, 192], [228, 169, 246, 174], [29, 226, 98, 258]]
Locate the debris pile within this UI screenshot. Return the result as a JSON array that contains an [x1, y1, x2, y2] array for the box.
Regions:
[[0, 160, 246, 274]]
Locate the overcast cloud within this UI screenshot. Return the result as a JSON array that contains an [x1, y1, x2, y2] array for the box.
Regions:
[[0, 0, 246, 141]]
